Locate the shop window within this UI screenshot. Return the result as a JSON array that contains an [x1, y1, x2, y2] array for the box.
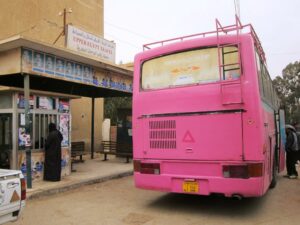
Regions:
[[34, 114, 40, 149], [0, 114, 12, 168], [0, 93, 12, 109], [34, 114, 59, 150], [0, 114, 12, 150]]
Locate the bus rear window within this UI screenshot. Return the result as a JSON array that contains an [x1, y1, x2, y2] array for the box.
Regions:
[[141, 46, 240, 90]]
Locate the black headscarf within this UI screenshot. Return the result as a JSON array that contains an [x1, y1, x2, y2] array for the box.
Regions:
[[49, 123, 57, 133]]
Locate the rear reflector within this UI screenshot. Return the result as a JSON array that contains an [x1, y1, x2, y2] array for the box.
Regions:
[[133, 160, 141, 172], [134, 160, 160, 175], [20, 178, 26, 200], [223, 163, 263, 179]]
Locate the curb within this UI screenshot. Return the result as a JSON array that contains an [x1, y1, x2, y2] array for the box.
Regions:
[[28, 171, 133, 200]]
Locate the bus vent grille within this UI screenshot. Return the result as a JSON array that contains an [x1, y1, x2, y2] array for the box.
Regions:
[[149, 120, 176, 149]]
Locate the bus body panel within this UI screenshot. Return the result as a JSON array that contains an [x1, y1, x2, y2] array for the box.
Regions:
[[134, 171, 264, 197], [135, 112, 243, 161]]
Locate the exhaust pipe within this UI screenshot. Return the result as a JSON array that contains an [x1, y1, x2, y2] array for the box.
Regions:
[[231, 194, 243, 200]]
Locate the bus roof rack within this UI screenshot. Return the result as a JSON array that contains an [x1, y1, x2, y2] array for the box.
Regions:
[[143, 15, 266, 63]]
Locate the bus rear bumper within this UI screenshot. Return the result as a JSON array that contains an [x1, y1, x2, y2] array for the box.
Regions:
[[134, 173, 265, 198]]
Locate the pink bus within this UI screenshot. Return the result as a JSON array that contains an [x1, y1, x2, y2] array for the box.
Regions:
[[133, 17, 286, 198]]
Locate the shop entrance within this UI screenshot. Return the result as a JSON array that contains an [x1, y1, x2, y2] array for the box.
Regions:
[[0, 113, 12, 169]]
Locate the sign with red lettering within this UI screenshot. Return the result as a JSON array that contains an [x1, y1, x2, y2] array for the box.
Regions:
[[66, 25, 116, 63]]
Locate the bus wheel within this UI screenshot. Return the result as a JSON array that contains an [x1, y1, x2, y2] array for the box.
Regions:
[[269, 156, 278, 189]]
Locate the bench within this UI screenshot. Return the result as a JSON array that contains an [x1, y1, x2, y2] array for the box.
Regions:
[[71, 141, 87, 163], [98, 141, 132, 163]]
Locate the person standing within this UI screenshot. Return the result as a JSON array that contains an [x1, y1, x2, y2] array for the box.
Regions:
[[285, 125, 299, 179], [44, 123, 63, 181]]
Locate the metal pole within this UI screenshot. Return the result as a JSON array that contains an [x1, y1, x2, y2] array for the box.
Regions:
[[91, 98, 95, 159], [24, 74, 32, 189], [63, 8, 66, 35], [12, 94, 18, 170]]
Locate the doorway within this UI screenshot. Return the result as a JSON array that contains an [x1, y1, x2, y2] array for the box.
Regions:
[[0, 114, 12, 169]]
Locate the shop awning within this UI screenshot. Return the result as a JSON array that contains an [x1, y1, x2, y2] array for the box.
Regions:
[[0, 35, 133, 98]]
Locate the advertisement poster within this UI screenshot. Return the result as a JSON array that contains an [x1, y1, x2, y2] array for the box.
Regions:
[[65, 61, 74, 79], [45, 54, 55, 75], [55, 57, 65, 77], [17, 94, 34, 109], [73, 63, 82, 81], [82, 66, 93, 83], [93, 75, 99, 86], [32, 51, 45, 73], [38, 96, 54, 110], [58, 99, 70, 113], [20, 113, 25, 126], [21, 48, 133, 93], [18, 127, 31, 147], [59, 114, 69, 147], [19, 152, 44, 180], [22, 48, 32, 71], [61, 149, 71, 176]]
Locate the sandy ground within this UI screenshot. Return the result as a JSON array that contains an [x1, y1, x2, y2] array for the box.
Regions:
[[13, 173, 300, 225]]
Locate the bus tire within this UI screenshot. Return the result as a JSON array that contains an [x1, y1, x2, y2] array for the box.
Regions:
[[269, 156, 278, 189]]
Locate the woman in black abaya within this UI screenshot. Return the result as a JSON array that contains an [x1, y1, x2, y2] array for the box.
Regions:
[[44, 123, 63, 181]]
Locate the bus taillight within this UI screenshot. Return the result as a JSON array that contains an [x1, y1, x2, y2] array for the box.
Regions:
[[134, 160, 141, 172], [248, 163, 263, 177], [134, 160, 160, 175], [223, 163, 263, 179]]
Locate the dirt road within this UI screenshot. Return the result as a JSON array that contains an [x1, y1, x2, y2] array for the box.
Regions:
[[14, 175, 300, 225]]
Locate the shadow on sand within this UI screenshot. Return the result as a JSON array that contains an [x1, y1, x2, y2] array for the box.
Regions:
[[147, 191, 271, 219]]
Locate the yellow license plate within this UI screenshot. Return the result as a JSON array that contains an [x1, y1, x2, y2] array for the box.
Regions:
[[183, 181, 199, 193]]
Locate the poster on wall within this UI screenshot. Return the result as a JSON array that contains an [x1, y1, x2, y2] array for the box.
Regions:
[[17, 94, 34, 109], [55, 57, 65, 77], [22, 48, 32, 71], [65, 61, 74, 79], [82, 66, 93, 83], [45, 54, 55, 75], [59, 114, 69, 147], [73, 63, 82, 81], [18, 127, 31, 147], [21, 48, 133, 93], [32, 51, 45, 73], [19, 152, 44, 180], [38, 96, 54, 110], [61, 149, 71, 176], [58, 99, 70, 113]]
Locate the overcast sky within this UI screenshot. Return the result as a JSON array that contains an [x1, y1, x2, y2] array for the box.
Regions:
[[104, 0, 300, 78]]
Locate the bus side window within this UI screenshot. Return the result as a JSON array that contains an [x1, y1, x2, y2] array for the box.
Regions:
[[222, 46, 241, 80], [256, 52, 264, 96]]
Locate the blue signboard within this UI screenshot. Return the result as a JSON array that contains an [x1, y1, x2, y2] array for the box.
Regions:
[[21, 48, 132, 93]]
